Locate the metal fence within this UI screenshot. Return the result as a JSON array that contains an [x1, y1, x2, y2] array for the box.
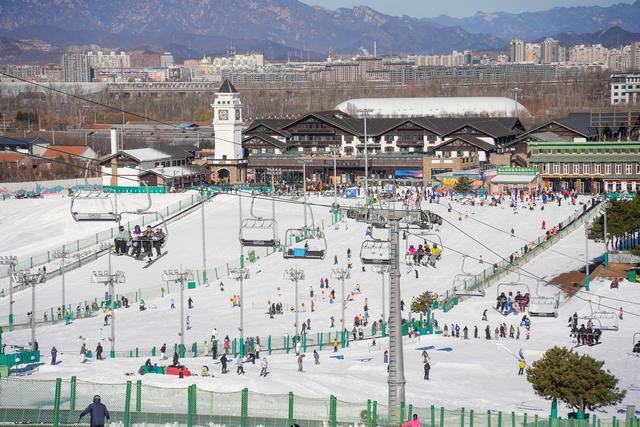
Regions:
[[0, 377, 636, 427]]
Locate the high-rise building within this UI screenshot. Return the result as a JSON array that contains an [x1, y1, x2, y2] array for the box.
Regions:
[[525, 43, 541, 64], [630, 42, 640, 71], [541, 38, 559, 64], [61, 53, 91, 82], [508, 37, 525, 63], [87, 51, 130, 68], [160, 52, 175, 68]]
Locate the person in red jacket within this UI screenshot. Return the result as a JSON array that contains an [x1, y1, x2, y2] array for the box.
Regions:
[[402, 414, 421, 427]]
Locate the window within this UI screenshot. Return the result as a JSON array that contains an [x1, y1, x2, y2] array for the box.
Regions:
[[583, 164, 590, 174], [637, 163, 640, 174], [626, 163, 633, 175], [344, 147, 354, 155], [562, 164, 569, 174], [605, 163, 611, 174], [573, 164, 579, 174], [594, 163, 601, 174], [427, 134, 438, 142], [542, 163, 549, 173], [615, 163, 622, 175], [385, 147, 395, 152], [553, 163, 560, 174]]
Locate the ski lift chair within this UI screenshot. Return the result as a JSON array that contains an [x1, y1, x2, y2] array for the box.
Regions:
[[283, 228, 327, 260], [452, 256, 485, 297], [70, 160, 120, 222], [528, 296, 558, 318], [239, 219, 279, 247], [360, 240, 391, 265], [494, 280, 531, 316]]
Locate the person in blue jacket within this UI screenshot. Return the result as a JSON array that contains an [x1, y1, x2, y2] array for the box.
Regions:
[[79, 395, 110, 427]]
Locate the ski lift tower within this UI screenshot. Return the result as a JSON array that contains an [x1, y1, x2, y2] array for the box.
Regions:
[[331, 267, 350, 332], [162, 269, 193, 350], [0, 256, 18, 329], [92, 268, 125, 358], [283, 267, 305, 336], [12, 269, 46, 350], [52, 249, 72, 311], [229, 267, 250, 357]]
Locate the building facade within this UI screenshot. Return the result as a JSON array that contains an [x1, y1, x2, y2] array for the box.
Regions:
[[61, 53, 91, 82], [610, 73, 640, 104], [528, 141, 640, 193]]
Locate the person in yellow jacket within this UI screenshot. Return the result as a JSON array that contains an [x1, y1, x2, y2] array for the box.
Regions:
[[518, 358, 526, 375]]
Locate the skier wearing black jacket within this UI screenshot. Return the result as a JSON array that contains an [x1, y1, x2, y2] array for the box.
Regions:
[[79, 395, 110, 427]]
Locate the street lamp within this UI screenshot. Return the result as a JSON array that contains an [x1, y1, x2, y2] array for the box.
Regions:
[[13, 269, 47, 350], [283, 267, 305, 336], [358, 108, 374, 197], [330, 146, 340, 226], [92, 268, 126, 358], [200, 188, 208, 283], [0, 256, 18, 328], [331, 267, 350, 333], [52, 249, 71, 312], [298, 158, 312, 231], [229, 267, 250, 357], [162, 269, 194, 350]]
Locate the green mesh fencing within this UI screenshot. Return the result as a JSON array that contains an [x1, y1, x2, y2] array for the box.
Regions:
[[0, 378, 636, 427]]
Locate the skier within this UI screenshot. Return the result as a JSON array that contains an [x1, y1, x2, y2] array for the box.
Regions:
[[402, 414, 421, 427], [463, 326, 469, 340], [170, 298, 175, 309], [330, 316, 335, 328], [50, 347, 57, 365], [80, 343, 88, 363], [236, 357, 245, 375], [474, 325, 478, 339], [79, 395, 110, 427], [95, 343, 103, 360], [423, 361, 431, 380], [333, 337, 339, 352], [313, 349, 320, 365], [297, 354, 305, 372], [188, 297, 193, 309], [186, 315, 191, 330], [485, 325, 491, 340], [518, 358, 526, 375], [260, 357, 268, 377], [482, 309, 488, 321]]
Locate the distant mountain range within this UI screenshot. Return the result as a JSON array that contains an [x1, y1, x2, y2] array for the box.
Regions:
[[545, 26, 640, 48], [0, 0, 639, 64]]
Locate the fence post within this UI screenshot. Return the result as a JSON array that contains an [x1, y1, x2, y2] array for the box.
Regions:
[[329, 395, 337, 427], [372, 400, 378, 427], [488, 410, 492, 427], [187, 385, 194, 427], [123, 380, 132, 427], [440, 407, 445, 427], [302, 334, 307, 352], [53, 378, 62, 427], [241, 388, 248, 427], [136, 380, 142, 413], [408, 404, 413, 421], [461, 407, 465, 427], [401, 402, 406, 422], [288, 392, 294, 426], [498, 411, 502, 427], [470, 410, 474, 427], [431, 406, 436, 427], [512, 411, 516, 427], [367, 399, 372, 425], [268, 335, 272, 355], [70, 376, 77, 410], [523, 413, 527, 427]]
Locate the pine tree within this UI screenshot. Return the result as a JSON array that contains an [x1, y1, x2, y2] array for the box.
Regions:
[[527, 347, 625, 413], [411, 291, 438, 313]]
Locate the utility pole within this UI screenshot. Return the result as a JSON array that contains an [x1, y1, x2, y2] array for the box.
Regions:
[[53, 249, 71, 312], [331, 267, 350, 333], [299, 158, 312, 231], [284, 267, 305, 336], [585, 226, 590, 291], [330, 145, 340, 226], [0, 256, 18, 329], [162, 269, 194, 350], [358, 108, 374, 197], [603, 202, 609, 263], [92, 257, 125, 358], [200, 188, 207, 283]]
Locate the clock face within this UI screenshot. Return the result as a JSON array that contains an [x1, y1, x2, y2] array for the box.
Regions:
[[218, 109, 229, 120], [235, 109, 241, 120]]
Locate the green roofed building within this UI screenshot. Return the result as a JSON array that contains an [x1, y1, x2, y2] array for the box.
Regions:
[[528, 141, 640, 194]]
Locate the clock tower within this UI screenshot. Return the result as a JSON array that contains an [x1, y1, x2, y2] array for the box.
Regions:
[[212, 79, 244, 160]]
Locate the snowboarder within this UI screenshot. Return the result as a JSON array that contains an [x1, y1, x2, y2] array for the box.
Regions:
[[188, 297, 193, 309], [330, 316, 335, 328], [313, 349, 320, 365], [95, 343, 103, 360], [236, 357, 245, 375], [297, 354, 305, 372], [518, 358, 526, 375], [482, 309, 488, 321], [79, 395, 110, 427], [423, 361, 431, 380], [160, 343, 167, 360], [80, 343, 88, 363]]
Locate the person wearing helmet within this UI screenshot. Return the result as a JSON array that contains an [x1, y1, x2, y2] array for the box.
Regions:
[[79, 395, 110, 427]]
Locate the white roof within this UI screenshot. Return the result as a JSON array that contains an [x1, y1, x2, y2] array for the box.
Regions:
[[148, 165, 203, 178], [335, 97, 529, 118], [123, 148, 170, 162], [491, 175, 537, 184]]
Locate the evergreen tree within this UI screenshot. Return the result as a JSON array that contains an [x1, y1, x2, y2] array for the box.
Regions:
[[527, 347, 625, 413], [411, 291, 438, 313]]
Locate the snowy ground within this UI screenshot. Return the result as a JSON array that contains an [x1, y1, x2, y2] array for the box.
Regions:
[[1, 192, 639, 417]]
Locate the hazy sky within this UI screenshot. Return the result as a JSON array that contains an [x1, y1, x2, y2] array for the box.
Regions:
[[302, 0, 633, 18]]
